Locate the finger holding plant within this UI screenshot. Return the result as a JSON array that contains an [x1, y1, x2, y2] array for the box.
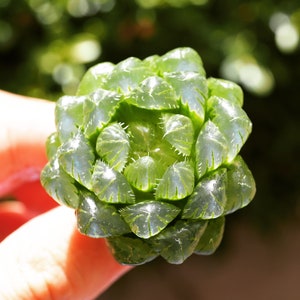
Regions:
[[41, 47, 256, 265]]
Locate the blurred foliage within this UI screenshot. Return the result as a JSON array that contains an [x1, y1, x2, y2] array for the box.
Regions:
[[0, 0, 300, 231]]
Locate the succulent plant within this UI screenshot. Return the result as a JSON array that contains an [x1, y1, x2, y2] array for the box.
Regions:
[[41, 47, 256, 265]]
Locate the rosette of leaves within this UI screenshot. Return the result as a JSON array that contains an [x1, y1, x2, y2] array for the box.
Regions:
[[41, 47, 256, 265]]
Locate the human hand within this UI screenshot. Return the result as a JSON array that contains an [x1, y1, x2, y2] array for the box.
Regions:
[[0, 91, 131, 300]]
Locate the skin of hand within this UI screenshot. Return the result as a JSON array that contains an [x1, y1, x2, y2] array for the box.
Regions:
[[0, 91, 131, 300]]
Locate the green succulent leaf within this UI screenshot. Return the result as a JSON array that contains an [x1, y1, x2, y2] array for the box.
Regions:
[[124, 156, 163, 192], [161, 113, 194, 156], [104, 57, 154, 94], [182, 168, 227, 219], [128, 76, 178, 110], [155, 161, 195, 200], [194, 216, 225, 255], [164, 72, 207, 126], [45, 132, 60, 160], [96, 122, 130, 172], [158, 47, 206, 76], [208, 96, 252, 162], [76, 62, 115, 96], [58, 131, 95, 190], [143, 54, 160, 73], [120, 200, 180, 239], [224, 156, 256, 214], [207, 77, 244, 107], [40, 157, 79, 208], [150, 219, 207, 264], [195, 120, 228, 179], [91, 160, 135, 204], [55, 95, 86, 142], [76, 191, 130, 237], [126, 121, 156, 156], [107, 235, 158, 266], [83, 89, 122, 138]]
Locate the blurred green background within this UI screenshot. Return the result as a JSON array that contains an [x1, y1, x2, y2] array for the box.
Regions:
[[1, 0, 300, 299]]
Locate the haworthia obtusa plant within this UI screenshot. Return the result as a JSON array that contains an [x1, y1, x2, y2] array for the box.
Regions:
[[41, 47, 256, 265]]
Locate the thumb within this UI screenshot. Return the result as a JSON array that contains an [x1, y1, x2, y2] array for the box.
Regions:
[[0, 91, 55, 196], [0, 206, 131, 300]]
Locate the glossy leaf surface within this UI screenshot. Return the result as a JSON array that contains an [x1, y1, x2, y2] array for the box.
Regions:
[[207, 77, 243, 106], [161, 113, 194, 156], [164, 72, 207, 126], [150, 219, 207, 264], [224, 156, 256, 214], [91, 160, 135, 204], [76, 62, 115, 96], [107, 235, 158, 266], [155, 161, 194, 200], [194, 216, 225, 255], [195, 120, 228, 178], [45, 132, 60, 160], [58, 131, 95, 190], [96, 122, 130, 172], [127, 121, 156, 156], [76, 191, 130, 237], [124, 156, 163, 192], [128, 76, 178, 110], [83, 89, 121, 138], [55, 95, 86, 142], [104, 57, 154, 94], [208, 96, 252, 162], [158, 47, 206, 76], [182, 169, 227, 219], [120, 200, 180, 239], [41, 157, 79, 208]]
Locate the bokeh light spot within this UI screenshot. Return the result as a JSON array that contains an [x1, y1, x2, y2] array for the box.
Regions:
[[70, 38, 101, 63], [275, 22, 299, 53], [221, 58, 274, 96]]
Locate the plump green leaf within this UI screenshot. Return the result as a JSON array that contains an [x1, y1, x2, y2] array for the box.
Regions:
[[207, 96, 252, 162], [128, 76, 179, 110], [150, 141, 182, 171], [155, 161, 194, 200], [96, 122, 130, 172], [161, 113, 194, 156], [124, 156, 163, 192], [207, 77, 244, 107], [143, 54, 160, 73], [164, 72, 207, 126], [40, 157, 79, 208], [104, 57, 154, 94], [45, 132, 60, 160], [120, 200, 180, 239], [158, 47, 206, 76], [126, 121, 156, 156], [76, 191, 130, 237], [182, 169, 227, 219], [91, 160, 135, 204], [225, 156, 256, 214], [83, 89, 122, 138], [150, 219, 207, 264], [107, 235, 158, 266], [58, 131, 95, 190], [126, 120, 180, 167], [76, 62, 115, 96], [55, 95, 87, 142], [195, 120, 228, 178], [194, 216, 225, 255]]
